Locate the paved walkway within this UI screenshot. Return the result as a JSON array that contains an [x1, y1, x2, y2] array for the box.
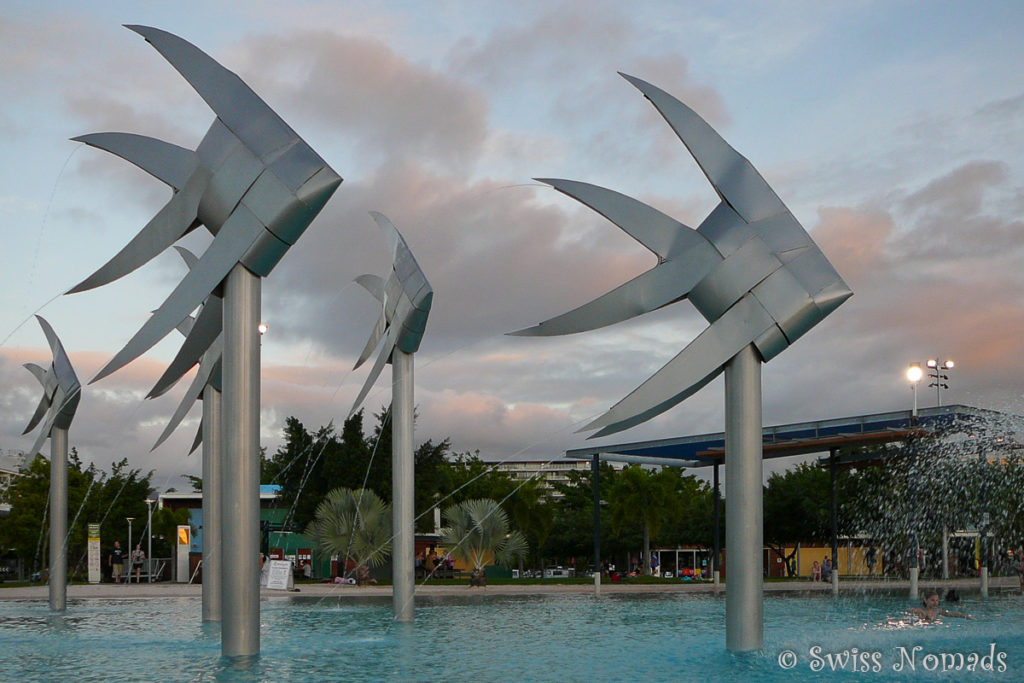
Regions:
[[1, 575, 1018, 601]]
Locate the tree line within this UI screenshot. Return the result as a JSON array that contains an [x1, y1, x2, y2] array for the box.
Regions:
[[0, 451, 190, 579]]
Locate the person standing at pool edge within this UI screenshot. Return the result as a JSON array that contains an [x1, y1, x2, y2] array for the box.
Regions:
[[131, 543, 146, 583], [109, 541, 124, 583]]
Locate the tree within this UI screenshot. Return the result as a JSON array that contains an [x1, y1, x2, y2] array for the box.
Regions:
[[763, 462, 835, 577], [441, 498, 527, 582], [0, 452, 153, 579], [304, 487, 391, 582], [607, 466, 681, 575], [502, 477, 555, 571]]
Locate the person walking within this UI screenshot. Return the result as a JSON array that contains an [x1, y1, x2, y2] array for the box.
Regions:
[[131, 543, 146, 583]]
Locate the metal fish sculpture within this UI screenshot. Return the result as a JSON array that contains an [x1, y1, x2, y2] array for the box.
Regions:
[[69, 25, 341, 383], [512, 73, 851, 437], [349, 212, 433, 416], [23, 316, 81, 456], [148, 247, 223, 453]]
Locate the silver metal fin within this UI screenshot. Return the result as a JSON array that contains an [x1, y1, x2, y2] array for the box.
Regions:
[[125, 25, 299, 160], [535, 178, 714, 260], [91, 207, 260, 383], [189, 422, 203, 454], [151, 357, 211, 451], [28, 413, 56, 456], [22, 370, 51, 435], [72, 133, 198, 190], [349, 325, 399, 418], [67, 172, 205, 294], [510, 258, 711, 336], [355, 274, 385, 303], [619, 73, 785, 225], [148, 301, 222, 398], [580, 294, 776, 437]]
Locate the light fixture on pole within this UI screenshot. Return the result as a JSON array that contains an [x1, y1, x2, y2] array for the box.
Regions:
[[926, 358, 954, 406], [126, 517, 135, 563], [145, 499, 155, 583], [906, 363, 923, 418]]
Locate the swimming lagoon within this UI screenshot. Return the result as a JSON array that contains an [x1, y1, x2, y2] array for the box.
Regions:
[[1, 591, 1022, 681]]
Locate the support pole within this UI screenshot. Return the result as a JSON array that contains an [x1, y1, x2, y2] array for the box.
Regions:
[[592, 453, 601, 595], [202, 385, 222, 622], [221, 265, 261, 657], [909, 532, 919, 600], [829, 449, 838, 594], [979, 446, 989, 598], [713, 462, 721, 586], [49, 428, 68, 612], [392, 350, 415, 622], [941, 526, 949, 580], [724, 344, 762, 652]]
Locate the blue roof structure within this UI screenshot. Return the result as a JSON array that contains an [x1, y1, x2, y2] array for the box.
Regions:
[[566, 404, 1017, 467]]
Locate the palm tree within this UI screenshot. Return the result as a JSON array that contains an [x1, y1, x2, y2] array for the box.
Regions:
[[608, 466, 681, 576], [441, 498, 528, 585], [304, 487, 391, 582]]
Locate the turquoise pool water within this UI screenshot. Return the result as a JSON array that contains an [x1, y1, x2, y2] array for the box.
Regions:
[[1, 592, 1021, 681]]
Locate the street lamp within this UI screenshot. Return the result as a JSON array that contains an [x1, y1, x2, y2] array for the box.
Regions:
[[126, 517, 135, 582], [926, 359, 954, 406], [144, 499, 155, 583], [906, 363, 923, 418]]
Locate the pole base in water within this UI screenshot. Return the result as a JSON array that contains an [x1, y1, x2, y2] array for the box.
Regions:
[[909, 567, 919, 600]]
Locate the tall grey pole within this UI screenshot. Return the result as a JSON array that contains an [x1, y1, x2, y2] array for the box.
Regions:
[[202, 385, 223, 622], [49, 428, 68, 611], [713, 462, 721, 585], [221, 265, 261, 657], [724, 344, 762, 652], [146, 499, 153, 583], [392, 350, 415, 622], [592, 453, 601, 594]]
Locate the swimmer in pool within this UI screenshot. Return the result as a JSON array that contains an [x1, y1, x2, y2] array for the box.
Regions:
[[907, 589, 970, 621]]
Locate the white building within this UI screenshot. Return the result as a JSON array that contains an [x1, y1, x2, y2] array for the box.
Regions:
[[0, 450, 27, 516], [494, 459, 624, 498]]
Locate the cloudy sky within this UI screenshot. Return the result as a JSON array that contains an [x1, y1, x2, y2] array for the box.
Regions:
[[2, 0, 1023, 492]]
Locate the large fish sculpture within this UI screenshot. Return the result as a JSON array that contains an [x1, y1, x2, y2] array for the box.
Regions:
[[69, 25, 341, 383], [23, 316, 81, 456], [349, 212, 433, 416], [512, 73, 851, 437]]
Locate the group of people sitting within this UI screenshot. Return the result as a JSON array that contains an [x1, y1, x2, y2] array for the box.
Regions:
[[810, 558, 834, 582], [415, 550, 454, 578]]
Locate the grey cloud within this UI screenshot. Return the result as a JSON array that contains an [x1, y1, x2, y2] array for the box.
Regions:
[[233, 31, 490, 173]]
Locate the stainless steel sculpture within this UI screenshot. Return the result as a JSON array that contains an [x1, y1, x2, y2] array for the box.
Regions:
[[148, 247, 224, 623], [71, 26, 341, 656], [514, 74, 851, 651], [22, 316, 81, 612], [350, 212, 433, 622]]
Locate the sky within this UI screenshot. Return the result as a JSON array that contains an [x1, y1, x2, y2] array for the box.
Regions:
[[2, 0, 1024, 493]]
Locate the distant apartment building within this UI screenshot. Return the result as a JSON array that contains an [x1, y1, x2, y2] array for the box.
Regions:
[[493, 459, 624, 498], [0, 450, 27, 516]]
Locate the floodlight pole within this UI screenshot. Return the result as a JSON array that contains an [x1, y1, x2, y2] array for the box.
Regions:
[[724, 344, 763, 652], [49, 428, 68, 611], [202, 384, 222, 621], [145, 498, 154, 583], [221, 265, 261, 657], [592, 453, 601, 595], [392, 349, 415, 622]]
